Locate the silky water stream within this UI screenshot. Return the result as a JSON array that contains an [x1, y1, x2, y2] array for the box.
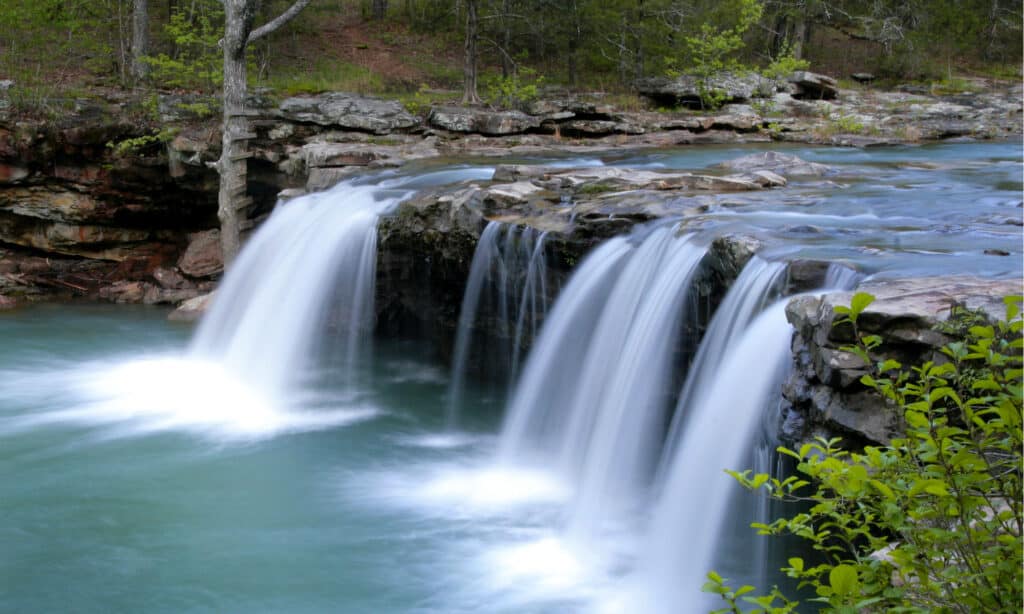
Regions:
[[0, 142, 1020, 612]]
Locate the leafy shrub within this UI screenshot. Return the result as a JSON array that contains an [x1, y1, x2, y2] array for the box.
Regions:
[[143, 1, 224, 90], [708, 292, 1024, 613], [484, 67, 543, 110], [762, 43, 810, 81]]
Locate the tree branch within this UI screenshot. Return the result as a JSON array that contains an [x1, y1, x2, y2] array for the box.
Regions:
[[248, 0, 313, 43]]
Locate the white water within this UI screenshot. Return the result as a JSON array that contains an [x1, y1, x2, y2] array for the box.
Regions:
[[446, 222, 550, 427], [637, 302, 795, 612], [496, 224, 708, 543], [659, 256, 787, 468], [190, 180, 411, 400]]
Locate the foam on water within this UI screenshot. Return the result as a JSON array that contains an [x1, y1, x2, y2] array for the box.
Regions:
[[0, 357, 378, 441]]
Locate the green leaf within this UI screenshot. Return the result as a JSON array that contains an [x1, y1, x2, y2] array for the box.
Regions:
[[829, 565, 860, 597], [850, 292, 875, 317]]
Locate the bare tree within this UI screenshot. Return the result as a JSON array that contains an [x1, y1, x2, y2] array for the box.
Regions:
[[461, 0, 481, 104], [217, 0, 312, 267], [131, 0, 149, 82]]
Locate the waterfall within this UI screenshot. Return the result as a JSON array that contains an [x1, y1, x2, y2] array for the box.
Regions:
[[658, 256, 788, 470], [497, 224, 708, 540], [190, 180, 410, 399], [638, 301, 794, 612], [446, 222, 550, 428], [824, 262, 862, 290]]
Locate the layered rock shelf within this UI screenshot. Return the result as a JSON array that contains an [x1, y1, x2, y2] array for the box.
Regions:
[[0, 77, 1020, 320]]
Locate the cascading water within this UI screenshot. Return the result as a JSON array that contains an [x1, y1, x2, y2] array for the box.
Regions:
[[637, 301, 795, 612], [497, 224, 708, 542], [446, 221, 550, 428], [190, 179, 412, 400], [658, 256, 788, 468]]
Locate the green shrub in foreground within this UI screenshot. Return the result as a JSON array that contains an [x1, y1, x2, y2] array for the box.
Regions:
[[707, 292, 1023, 613]]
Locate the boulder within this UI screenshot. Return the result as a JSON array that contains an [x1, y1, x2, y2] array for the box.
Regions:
[[427, 106, 541, 135], [152, 266, 189, 290], [716, 151, 831, 176], [787, 71, 838, 100], [143, 285, 202, 305], [635, 72, 772, 107], [177, 229, 223, 278], [168, 291, 216, 322], [277, 93, 419, 134], [99, 281, 148, 303]]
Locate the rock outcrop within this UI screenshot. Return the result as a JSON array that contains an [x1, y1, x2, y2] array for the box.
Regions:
[[781, 277, 1023, 446], [636, 72, 776, 107], [276, 93, 419, 134]]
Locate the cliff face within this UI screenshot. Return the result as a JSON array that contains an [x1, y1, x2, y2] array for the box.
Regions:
[[0, 105, 220, 304]]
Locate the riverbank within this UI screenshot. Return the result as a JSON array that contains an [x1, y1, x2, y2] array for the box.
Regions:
[[0, 74, 1020, 308]]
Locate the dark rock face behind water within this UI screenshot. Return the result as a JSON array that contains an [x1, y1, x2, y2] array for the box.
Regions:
[[781, 277, 1023, 446]]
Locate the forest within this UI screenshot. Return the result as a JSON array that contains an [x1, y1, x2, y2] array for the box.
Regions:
[[1, 0, 1021, 109]]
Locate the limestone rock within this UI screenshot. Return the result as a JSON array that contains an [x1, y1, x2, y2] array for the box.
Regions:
[[99, 281, 148, 303], [635, 72, 773, 107], [178, 229, 223, 278], [168, 291, 216, 322], [427, 106, 541, 135], [716, 151, 831, 176], [788, 71, 838, 100], [782, 276, 1023, 445], [277, 93, 419, 134], [152, 266, 189, 290]]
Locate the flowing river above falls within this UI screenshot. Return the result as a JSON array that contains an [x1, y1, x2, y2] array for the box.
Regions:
[[0, 141, 1021, 613]]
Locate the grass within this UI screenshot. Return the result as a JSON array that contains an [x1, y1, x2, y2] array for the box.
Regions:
[[259, 58, 386, 96]]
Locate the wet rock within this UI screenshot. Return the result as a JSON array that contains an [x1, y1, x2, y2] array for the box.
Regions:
[[168, 291, 216, 322], [782, 276, 1023, 445], [716, 151, 831, 176], [277, 93, 419, 134], [177, 229, 223, 278], [152, 266, 189, 290], [143, 285, 202, 305], [99, 280, 148, 303], [851, 73, 875, 83], [0, 294, 17, 310], [427, 106, 541, 136], [788, 71, 839, 100]]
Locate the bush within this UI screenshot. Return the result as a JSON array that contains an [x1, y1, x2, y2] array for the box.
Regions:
[[707, 292, 1023, 613]]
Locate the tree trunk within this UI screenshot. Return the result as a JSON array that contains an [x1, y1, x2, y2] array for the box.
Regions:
[[372, 0, 387, 20], [217, 1, 257, 267], [131, 0, 149, 82], [790, 16, 808, 60], [500, 0, 512, 78], [216, 0, 311, 268], [462, 0, 481, 104]]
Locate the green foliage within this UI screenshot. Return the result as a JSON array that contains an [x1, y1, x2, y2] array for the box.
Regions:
[[142, 1, 224, 91], [762, 43, 810, 81], [399, 84, 452, 117], [711, 292, 1024, 613], [671, 0, 763, 109], [106, 127, 179, 157], [484, 67, 543, 110], [819, 115, 868, 136]]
